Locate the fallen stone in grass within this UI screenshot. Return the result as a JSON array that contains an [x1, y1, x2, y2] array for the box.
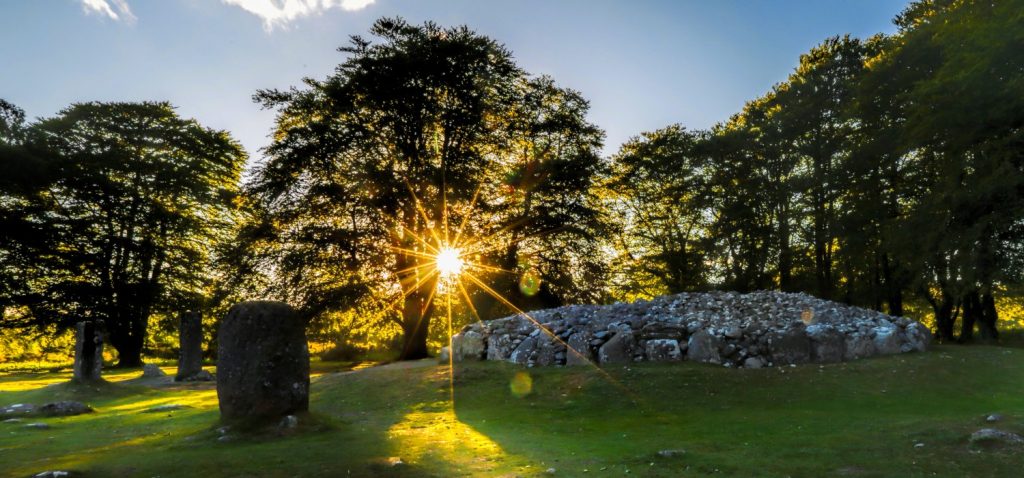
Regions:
[[24, 422, 51, 430], [656, 449, 686, 457], [3, 418, 23, 423], [387, 457, 404, 467], [144, 404, 187, 413], [39, 401, 92, 417], [969, 428, 1024, 448], [1, 403, 36, 417], [33, 471, 78, 478], [985, 413, 1005, 423], [178, 370, 214, 382]]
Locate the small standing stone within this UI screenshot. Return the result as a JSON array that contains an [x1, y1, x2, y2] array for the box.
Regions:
[[176, 311, 205, 382], [217, 301, 310, 425], [142, 364, 166, 378], [72, 321, 103, 382]]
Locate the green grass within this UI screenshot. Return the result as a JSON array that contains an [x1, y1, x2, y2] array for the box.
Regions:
[[1, 346, 1023, 477]]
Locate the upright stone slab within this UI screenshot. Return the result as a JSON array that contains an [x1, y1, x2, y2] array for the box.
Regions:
[[72, 321, 103, 382], [217, 301, 309, 424], [175, 311, 205, 381]]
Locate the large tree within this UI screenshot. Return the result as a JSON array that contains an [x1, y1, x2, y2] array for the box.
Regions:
[[3, 102, 246, 366], [248, 18, 608, 360]]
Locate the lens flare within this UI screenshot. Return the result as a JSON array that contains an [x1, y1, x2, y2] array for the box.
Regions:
[[435, 246, 465, 279]]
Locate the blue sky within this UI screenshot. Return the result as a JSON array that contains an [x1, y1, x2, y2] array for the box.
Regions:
[[0, 0, 906, 162]]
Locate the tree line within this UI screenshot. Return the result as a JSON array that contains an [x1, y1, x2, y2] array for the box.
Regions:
[[1, 0, 1021, 365]]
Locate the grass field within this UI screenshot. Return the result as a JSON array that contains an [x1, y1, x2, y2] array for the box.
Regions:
[[1, 346, 1023, 477]]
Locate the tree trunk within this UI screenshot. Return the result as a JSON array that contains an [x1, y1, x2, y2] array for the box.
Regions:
[[107, 327, 145, 368], [959, 291, 979, 343], [933, 293, 957, 343], [978, 291, 999, 343]]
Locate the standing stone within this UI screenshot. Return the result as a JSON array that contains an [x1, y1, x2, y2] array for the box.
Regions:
[[217, 301, 309, 425], [176, 311, 205, 381], [72, 321, 103, 382]]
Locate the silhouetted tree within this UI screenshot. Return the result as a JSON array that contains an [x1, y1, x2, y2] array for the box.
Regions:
[[4, 102, 246, 366]]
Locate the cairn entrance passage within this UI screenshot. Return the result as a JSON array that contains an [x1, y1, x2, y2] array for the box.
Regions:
[[450, 291, 931, 368]]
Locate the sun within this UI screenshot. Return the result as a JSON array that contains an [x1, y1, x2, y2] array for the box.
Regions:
[[435, 246, 465, 279]]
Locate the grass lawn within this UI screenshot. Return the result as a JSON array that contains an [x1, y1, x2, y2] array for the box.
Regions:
[[1, 346, 1023, 477]]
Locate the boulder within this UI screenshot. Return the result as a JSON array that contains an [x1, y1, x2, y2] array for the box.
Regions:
[[509, 337, 537, 365], [645, 339, 682, 362], [486, 334, 516, 361], [873, 326, 901, 355], [38, 401, 92, 417], [843, 332, 876, 360], [638, 321, 686, 340], [533, 333, 562, 367], [686, 330, 721, 364], [565, 332, 595, 366], [451, 329, 486, 361], [216, 301, 310, 425], [904, 322, 931, 352], [768, 325, 811, 365], [142, 364, 166, 378], [743, 357, 764, 369], [969, 428, 1024, 447], [598, 332, 633, 365], [806, 325, 845, 363]]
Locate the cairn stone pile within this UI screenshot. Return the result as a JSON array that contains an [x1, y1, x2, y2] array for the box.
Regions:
[[451, 291, 931, 368]]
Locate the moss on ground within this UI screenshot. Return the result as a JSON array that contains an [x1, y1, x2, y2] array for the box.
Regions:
[[1, 346, 1022, 477]]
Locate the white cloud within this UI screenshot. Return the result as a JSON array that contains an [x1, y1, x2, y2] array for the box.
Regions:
[[221, 0, 376, 31], [80, 0, 137, 24]]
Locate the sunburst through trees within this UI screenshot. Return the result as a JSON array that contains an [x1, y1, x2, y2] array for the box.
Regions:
[[244, 17, 609, 360]]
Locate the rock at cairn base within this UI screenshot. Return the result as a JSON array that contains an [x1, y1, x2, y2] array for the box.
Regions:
[[141, 364, 166, 378], [216, 301, 310, 425], [176, 311, 207, 382], [72, 321, 103, 382]]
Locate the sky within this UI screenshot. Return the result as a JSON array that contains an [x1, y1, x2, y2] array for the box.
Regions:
[[0, 0, 907, 163]]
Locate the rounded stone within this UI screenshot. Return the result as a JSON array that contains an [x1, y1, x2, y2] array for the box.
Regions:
[[216, 301, 310, 425]]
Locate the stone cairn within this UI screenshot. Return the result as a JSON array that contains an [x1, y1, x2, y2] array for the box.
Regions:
[[175, 311, 210, 381], [216, 301, 310, 425], [72, 320, 103, 382], [450, 291, 932, 368]]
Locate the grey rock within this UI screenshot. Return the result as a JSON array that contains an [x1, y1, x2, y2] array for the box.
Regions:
[[1, 403, 36, 417], [565, 332, 595, 366], [24, 422, 50, 429], [969, 428, 1024, 446], [142, 363, 166, 378], [769, 326, 811, 365], [279, 414, 298, 429], [217, 301, 309, 425], [39, 401, 92, 417], [843, 333, 876, 360], [743, 357, 764, 369], [986, 414, 1005, 423], [451, 329, 486, 361], [686, 330, 721, 364], [486, 334, 515, 361], [145, 404, 186, 413], [873, 326, 901, 355], [645, 339, 682, 362], [509, 337, 538, 365], [598, 332, 633, 365], [806, 325, 845, 363]]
